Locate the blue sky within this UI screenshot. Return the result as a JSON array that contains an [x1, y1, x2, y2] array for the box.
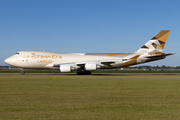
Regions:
[[0, 0, 179, 66]]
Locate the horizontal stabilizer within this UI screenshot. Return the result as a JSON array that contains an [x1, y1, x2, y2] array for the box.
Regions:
[[145, 53, 174, 59]]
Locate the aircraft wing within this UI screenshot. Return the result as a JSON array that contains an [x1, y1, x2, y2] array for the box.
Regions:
[[76, 59, 122, 67], [53, 59, 123, 68]]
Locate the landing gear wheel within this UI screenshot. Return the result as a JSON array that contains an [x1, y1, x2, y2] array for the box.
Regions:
[[21, 71, 25, 75], [77, 71, 83, 75], [77, 71, 91, 75], [85, 71, 91, 75]]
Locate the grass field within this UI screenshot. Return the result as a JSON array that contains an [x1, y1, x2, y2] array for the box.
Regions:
[[0, 75, 180, 119]]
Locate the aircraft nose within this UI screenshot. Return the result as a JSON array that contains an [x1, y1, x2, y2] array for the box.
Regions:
[[4, 58, 14, 65]]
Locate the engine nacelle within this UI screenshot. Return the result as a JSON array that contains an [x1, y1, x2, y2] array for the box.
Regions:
[[85, 63, 97, 71], [59, 65, 71, 72]]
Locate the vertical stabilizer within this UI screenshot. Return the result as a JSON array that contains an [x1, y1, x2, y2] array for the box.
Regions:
[[136, 30, 170, 54]]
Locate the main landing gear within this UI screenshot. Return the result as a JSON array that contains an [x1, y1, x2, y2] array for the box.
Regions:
[[77, 70, 92, 75], [20, 69, 25, 75]]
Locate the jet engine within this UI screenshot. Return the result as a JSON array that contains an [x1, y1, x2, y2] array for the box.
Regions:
[[59, 65, 71, 72], [85, 63, 97, 71]]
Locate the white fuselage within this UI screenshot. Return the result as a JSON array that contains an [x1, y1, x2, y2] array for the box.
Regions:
[[4, 51, 147, 70]]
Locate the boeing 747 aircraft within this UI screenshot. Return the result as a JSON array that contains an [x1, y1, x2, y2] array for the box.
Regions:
[[4, 30, 174, 75]]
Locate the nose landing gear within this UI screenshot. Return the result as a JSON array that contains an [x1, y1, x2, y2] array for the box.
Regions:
[[20, 69, 25, 75]]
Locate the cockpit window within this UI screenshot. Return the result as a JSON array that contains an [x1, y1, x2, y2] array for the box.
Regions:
[[15, 52, 19, 54]]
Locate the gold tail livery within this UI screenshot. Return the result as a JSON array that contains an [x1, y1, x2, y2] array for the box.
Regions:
[[4, 30, 174, 75]]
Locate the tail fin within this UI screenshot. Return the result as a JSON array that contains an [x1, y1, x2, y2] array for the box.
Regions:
[[136, 30, 170, 54]]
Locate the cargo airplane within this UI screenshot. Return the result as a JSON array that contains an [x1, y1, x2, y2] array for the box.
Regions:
[[4, 30, 174, 75]]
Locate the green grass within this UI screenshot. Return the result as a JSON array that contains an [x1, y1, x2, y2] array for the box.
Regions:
[[0, 75, 180, 119]]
